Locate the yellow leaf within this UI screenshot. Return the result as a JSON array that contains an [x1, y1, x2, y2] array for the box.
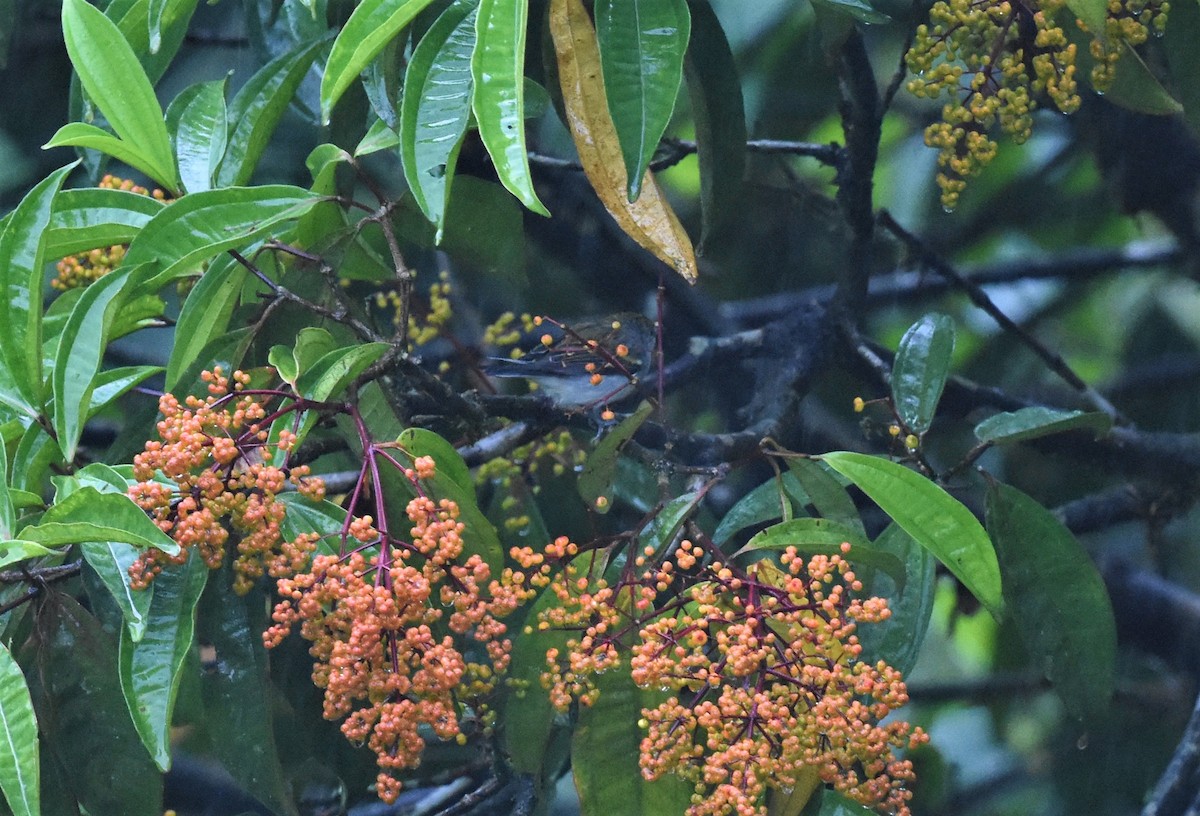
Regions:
[[548, 0, 698, 283]]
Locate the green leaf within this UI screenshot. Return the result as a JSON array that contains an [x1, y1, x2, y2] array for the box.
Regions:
[[683, 0, 745, 251], [61, 0, 178, 192], [81, 541, 153, 641], [855, 523, 935, 675], [169, 326, 255, 401], [985, 480, 1116, 720], [195, 574, 294, 816], [43, 123, 176, 196], [355, 117, 400, 156], [277, 492, 345, 554], [124, 185, 320, 287], [119, 553, 207, 770], [0, 437, 12, 539], [572, 668, 692, 815], [35, 487, 181, 555], [0, 163, 76, 418], [1067, 0, 1107, 38], [397, 427, 473, 495], [165, 254, 247, 390], [216, 37, 330, 187], [53, 265, 152, 461], [712, 472, 808, 547], [0, 541, 61, 569], [809, 0, 890, 23], [595, 0, 690, 199], [577, 401, 654, 513], [0, 642, 38, 816], [786, 457, 864, 535], [973, 407, 1113, 444], [471, 0, 550, 215], [294, 342, 390, 401], [170, 78, 228, 194], [639, 490, 702, 555], [26, 593, 163, 816], [45, 187, 164, 260], [320, 0, 439, 124], [821, 451, 1003, 618], [739, 517, 907, 589], [1104, 42, 1183, 115], [148, 0, 200, 54], [400, 0, 478, 237], [891, 313, 954, 436]]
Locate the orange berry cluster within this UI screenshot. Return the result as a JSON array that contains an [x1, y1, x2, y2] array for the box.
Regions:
[[906, 0, 1166, 209], [534, 538, 925, 816], [264, 460, 533, 804], [53, 175, 169, 290], [127, 367, 325, 595]]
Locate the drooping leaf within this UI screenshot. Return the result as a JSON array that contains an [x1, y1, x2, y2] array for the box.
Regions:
[[169, 78, 228, 194], [33, 487, 181, 555], [45, 187, 164, 260], [855, 523, 936, 675], [472, 0, 549, 215], [986, 480, 1116, 720], [43, 124, 176, 195], [572, 667, 692, 815], [60, 0, 178, 192], [81, 541, 153, 642], [53, 265, 153, 462], [683, 0, 745, 251], [119, 553, 208, 770], [165, 254, 247, 390], [786, 457, 864, 535], [891, 313, 954, 436], [594, 0, 690, 200], [739, 517, 907, 589], [1103, 42, 1183, 115], [973, 406, 1112, 444], [0, 642, 38, 816], [216, 37, 330, 187], [577, 400, 655, 513], [0, 541, 61, 570], [320, 0, 439, 124], [124, 185, 320, 287], [27, 593, 163, 816], [400, 0, 478, 237], [549, 0, 697, 281], [0, 163, 76, 418], [821, 451, 1003, 618]]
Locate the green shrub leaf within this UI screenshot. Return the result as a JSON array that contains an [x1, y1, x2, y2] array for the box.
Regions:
[[891, 313, 955, 436], [0, 642, 38, 816]]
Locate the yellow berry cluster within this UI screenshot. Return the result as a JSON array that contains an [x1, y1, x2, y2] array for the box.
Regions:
[[374, 271, 454, 347], [263, 457, 534, 803], [483, 311, 540, 358], [906, 0, 1165, 208], [475, 430, 585, 533], [528, 536, 925, 816], [53, 175, 168, 290], [127, 367, 325, 595]]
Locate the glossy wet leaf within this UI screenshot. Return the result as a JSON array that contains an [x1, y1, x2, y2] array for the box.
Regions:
[[81, 540, 152, 641], [60, 0, 178, 192], [577, 401, 654, 513], [124, 185, 319, 287], [45, 187, 164, 260], [550, 0, 697, 281], [472, 0, 549, 215], [809, 0, 890, 23], [891, 313, 955, 436], [821, 451, 1003, 618], [0, 438, 12, 538], [786, 457, 864, 534], [170, 78, 228, 194], [355, 117, 400, 156], [1105, 42, 1183, 115], [53, 265, 152, 462], [216, 37, 329, 187], [165, 254, 247, 390], [639, 489, 703, 555], [0, 164, 75, 417], [44, 124, 176, 195], [33, 487, 181, 554], [294, 342, 390, 401], [595, 0, 690, 199], [27, 593, 162, 816], [684, 0, 745, 251], [119, 553, 208, 770], [320, 0, 439, 124], [401, 0, 478, 236], [855, 523, 936, 675], [0, 642, 38, 816], [986, 480, 1116, 720], [397, 427, 473, 495], [0, 541, 60, 570], [573, 667, 692, 815], [1067, 0, 1107, 38], [740, 517, 907, 589], [974, 406, 1112, 444]]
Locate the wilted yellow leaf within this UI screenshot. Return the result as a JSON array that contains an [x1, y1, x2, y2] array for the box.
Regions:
[[548, 0, 698, 283]]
